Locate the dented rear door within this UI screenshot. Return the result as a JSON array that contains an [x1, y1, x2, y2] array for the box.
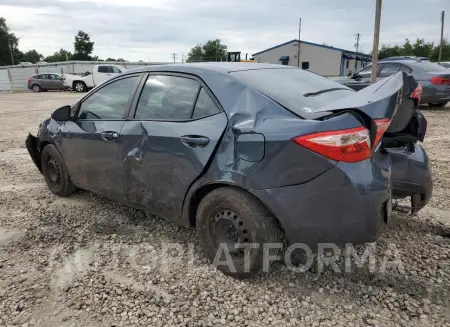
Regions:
[[119, 73, 228, 221]]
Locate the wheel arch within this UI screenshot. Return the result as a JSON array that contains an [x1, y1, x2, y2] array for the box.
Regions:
[[185, 182, 285, 236]]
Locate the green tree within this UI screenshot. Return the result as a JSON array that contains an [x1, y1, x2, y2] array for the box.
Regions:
[[44, 48, 73, 62], [187, 45, 203, 62], [105, 57, 116, 61], [116, 58, 126, 62], [411, 38, 434, 57], [73, 30, 94, 60], [378, 38, 436, 60], [0, 17, 21, 65], [202, 39, 227, 61], [187, 40, 228, 62], [430, 39, 450, 62], [22, 49, 43, 63]]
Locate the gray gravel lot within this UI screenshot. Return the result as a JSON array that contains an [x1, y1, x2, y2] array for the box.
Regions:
[[0, 92, 449, 327]]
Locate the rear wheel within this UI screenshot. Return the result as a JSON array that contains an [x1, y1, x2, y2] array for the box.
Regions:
[[74, 81, 87, 92], [196, 187, 282, 278], [31, 84, 41, 92], [428, 102, 448, 108], [41, 144, 76, 196]]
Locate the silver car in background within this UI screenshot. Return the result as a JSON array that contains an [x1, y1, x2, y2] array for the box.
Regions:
[[336, 58, 450, 108], [27, 73, 67, 92]]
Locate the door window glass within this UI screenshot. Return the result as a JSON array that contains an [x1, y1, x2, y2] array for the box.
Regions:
[[379, 63, 401, 77], [111, 66, 122, 73], [78, 76, 140, 120], [192, 88, 220, 119], [357, 65, 372, 78], [400, 64, 412, 74], [135, 75, 200, 120], [98, 66, 109, 73]]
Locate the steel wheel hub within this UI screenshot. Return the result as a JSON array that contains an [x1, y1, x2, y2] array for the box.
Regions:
[[211, 210, 251, 257], [46, 156, 61, 186]]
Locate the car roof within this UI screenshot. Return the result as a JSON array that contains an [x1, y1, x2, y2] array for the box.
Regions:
[[125, 62, 292, 75]]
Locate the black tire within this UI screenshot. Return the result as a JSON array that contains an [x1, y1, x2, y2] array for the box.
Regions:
[[73, 81, 87, 92], [41, 144, 76, 196], [31, 84, 41, 93], [428, 102, 448, 108], [196, 187, 282, 278]]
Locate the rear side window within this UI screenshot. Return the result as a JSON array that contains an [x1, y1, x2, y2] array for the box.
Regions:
[[135, 75, 200, 120], [400, 65, 412, 74], [192, 88, 220, 119], [409, 61, 449, 72], [98, 66, 109, 73], [231, 68, 354, 115], [379, 63, 401, 77]]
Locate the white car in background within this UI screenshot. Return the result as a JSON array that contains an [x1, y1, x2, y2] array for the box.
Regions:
[[63, 64, 126, 92], [439, 62, 450, 68]]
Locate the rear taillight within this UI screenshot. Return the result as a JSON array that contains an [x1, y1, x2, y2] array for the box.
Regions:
[[411, 84, 422, 103], [292, 127, 372, 163], [430, 76, 450, 85], [373, 118, 392, 147], [27, 78, 32, 83]]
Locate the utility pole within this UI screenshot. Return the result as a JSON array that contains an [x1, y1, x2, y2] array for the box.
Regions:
[[8, 38, 14, 65], [171, 53, 177, 63], [297, 18, 302, 68], [371, 0, 382, 84], [354, 33, 361, 52], [439, 11, 445, 64]]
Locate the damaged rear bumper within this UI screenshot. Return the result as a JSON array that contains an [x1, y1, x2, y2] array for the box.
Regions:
[[25, 133, 42, 173]]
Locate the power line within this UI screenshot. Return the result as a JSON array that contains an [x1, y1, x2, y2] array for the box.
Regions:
[[171, 53, 178, 63], [354, 33, 361, 53]]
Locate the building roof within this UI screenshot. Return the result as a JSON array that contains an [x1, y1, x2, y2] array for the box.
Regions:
[[252, 39, 371, 58]]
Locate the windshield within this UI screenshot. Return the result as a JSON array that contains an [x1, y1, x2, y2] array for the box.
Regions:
[[231, 68, 354, 116], [409, 61, 449, 72]]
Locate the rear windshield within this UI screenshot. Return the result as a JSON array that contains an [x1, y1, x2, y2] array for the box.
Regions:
[[231, 68, 354, 116], [408, 61, 449, 72]]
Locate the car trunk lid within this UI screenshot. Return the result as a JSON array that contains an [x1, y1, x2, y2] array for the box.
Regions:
[[313, 72, 426, 144]]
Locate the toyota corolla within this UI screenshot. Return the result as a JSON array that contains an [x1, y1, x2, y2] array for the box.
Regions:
[[26, 63, 432, 278]]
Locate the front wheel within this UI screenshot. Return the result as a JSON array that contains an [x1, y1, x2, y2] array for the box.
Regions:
[[41, 144, 76, 196], [73, 81, 87, 92], [196, 187, 282, 278]]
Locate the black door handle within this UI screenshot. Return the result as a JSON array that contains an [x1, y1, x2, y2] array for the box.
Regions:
[[101, 131, 119, 142], [180, 135, 210, 148]]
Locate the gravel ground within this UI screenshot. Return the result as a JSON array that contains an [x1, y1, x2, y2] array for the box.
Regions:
[[0, 92, 449, 327]]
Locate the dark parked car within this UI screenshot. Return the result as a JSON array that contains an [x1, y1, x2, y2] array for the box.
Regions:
[[335, 58, 450, 108], [28, 73, 67, 92], [26, 63, 432, 278]]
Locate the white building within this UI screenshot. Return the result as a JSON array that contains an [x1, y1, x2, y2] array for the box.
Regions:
[[252, 39, 371, 77]]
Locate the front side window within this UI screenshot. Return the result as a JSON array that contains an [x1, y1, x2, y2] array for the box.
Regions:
[[111, 66, 121, 73], [135, 75, 200, 120], [78, 76, 140, 120]]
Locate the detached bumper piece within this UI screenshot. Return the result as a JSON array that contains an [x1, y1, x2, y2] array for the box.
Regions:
[[25, 133, 42, 173]]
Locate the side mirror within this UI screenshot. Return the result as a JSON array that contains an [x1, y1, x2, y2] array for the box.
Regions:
[[51, 105, 71, 121]]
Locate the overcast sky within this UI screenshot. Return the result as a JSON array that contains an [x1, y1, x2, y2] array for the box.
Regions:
[[0, 0, 448, 62]]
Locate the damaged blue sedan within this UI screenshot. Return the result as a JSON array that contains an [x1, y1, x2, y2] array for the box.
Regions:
[[26, 63, 432, 278]]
